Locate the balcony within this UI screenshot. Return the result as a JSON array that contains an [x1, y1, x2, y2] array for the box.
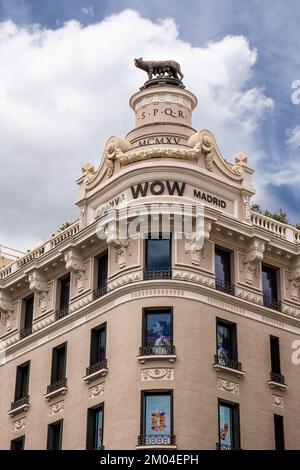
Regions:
[[215, 278, 235, 295], [44, 377, 68, 400], [83, 359, 108, 383], [93, 284, 107, 301], [216, 442, 241, 450], [137, 345, 176, 364], [19, 325, 33, 340], [263, 296, 282, 312], [9, 395, 30, 416], [55, 305, 69, 321], [213, 355, 245, 378], [144, 267, 172, 280], [268, 371, 287, 391], [137, 434, 176, 449]]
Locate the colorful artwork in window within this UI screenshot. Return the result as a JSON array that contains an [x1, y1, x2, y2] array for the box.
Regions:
[[145, 394, 171, 436], [219, 404, 233, 450]]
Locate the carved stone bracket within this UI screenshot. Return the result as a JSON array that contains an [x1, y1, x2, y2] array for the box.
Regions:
[[184, 218, 213, 266], [285, 255, 300, 302], [240, 238, 265, 285], [0, 290, 16, 333], [107, 236, 131, 269], [0, 290, 14, 314], [28, 270, 49, 314], [64, 248, 87, 294]]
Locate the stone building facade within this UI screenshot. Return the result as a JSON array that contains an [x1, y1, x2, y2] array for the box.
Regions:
[[1, 67, 300, 450]]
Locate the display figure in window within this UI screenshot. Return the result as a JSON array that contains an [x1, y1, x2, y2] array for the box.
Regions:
[[151, 321, 171, 355]]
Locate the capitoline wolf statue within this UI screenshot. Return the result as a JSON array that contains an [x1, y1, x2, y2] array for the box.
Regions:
[[134, 57, 184, 81]]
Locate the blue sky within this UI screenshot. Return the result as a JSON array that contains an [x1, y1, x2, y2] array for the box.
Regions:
[[0, 0, 299, 250]]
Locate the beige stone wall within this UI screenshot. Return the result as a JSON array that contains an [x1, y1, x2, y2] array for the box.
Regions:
[[1, 294, 300, 450]]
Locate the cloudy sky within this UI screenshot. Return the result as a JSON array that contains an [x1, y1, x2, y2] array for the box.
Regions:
[[0, 0, 299, 252]]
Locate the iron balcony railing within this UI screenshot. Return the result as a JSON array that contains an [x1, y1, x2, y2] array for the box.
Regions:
[[11, 395, 30, 411], [138, 434, 176, 446], [270, 371, 285, 385], [214, 354, 242, 372], [144, 267, 172, 280], [215, 278, 235, 295], [86, 359, 108, 377], [263, 295, 282, 311], [93, 283, 107, 301], [46, 377, 68, 395], [216, 442, 241, 450], [55, 305, 69, 321], [139, 345, 176, 356], [19, 325, 33, 339]]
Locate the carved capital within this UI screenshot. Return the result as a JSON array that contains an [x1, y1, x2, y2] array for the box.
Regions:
[[64, 248, 85, 273]]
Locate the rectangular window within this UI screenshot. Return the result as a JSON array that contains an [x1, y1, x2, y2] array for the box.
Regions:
[[21, 295, 34, 338], [262, 264, 279, 309], [15, 361, 30, 401], [215, 247, 233, 293], [47, 420, 63, 450], [10, 436, 25, 450], [218, 401, 240, 450], [270, 336, 281, 374], [86, 404, 104, 450], [274, 414, 285, 450], [97, 251, 108, 288], [216, 319, 238, 368], [145, 235, 171, 279], [90, 325, 106, 366], [140, 391, 173, 446], [51, 343, 67, 385], [143, 308, 173, 355], [60, 275, 70, 310]]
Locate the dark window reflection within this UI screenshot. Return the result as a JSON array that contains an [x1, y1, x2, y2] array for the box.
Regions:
[[146, 238, 171, 270]]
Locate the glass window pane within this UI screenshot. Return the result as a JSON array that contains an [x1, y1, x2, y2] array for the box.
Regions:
[[146, 312, 172, 352], [217, 323, 230, 363], [215, 249, 231, 283], [146, 239, 170, 269], [98, 329, 106, 361], [219, 404, 233, 449], [145, 394, 171, 436], [95, 408, 103, 449], [262, 266, 277, 300]]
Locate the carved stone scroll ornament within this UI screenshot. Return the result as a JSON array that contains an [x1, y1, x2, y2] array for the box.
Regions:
[[28, 270, 49, 313], [187, 131, 246, 179], [240, 238, 265, 285]]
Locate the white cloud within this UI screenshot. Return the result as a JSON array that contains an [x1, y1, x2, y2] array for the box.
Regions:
[[286, 125, 300, 150], [0, 9, 273, 250], [81, 6, 94, 17]]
